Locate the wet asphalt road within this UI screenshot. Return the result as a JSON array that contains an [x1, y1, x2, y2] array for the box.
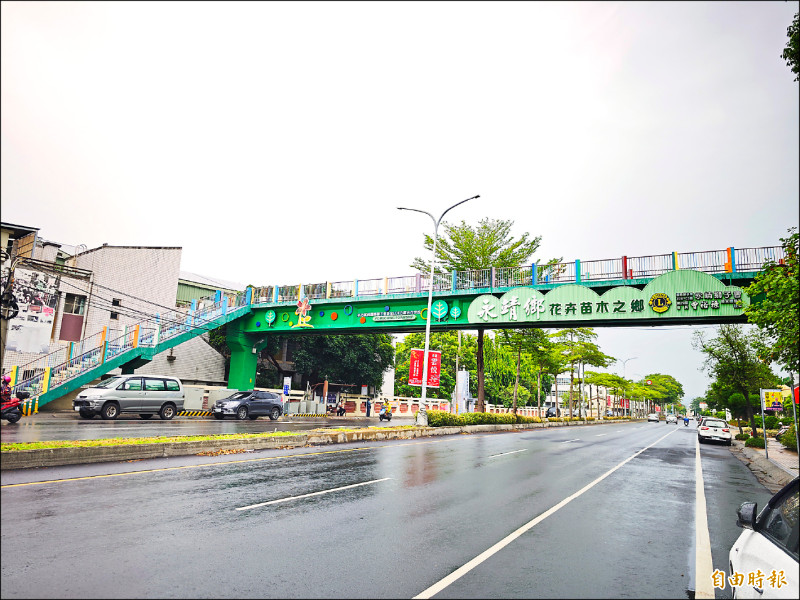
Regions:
[[0, 413, 416, 442], [1, 421, 773, 599]]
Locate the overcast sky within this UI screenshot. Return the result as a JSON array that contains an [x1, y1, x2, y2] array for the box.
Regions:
[[2, 1, 798, 403]]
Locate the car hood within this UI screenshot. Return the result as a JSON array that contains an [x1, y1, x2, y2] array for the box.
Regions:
[[78, 388, 110, 398]]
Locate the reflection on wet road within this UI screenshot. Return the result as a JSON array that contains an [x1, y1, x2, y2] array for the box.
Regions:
[[1, 422, 773, 599]]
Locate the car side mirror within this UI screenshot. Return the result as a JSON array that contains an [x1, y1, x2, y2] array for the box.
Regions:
[[736, 501, 757, 530]]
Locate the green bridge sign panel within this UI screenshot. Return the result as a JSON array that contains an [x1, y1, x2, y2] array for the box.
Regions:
[[466, 270, 748, 326]]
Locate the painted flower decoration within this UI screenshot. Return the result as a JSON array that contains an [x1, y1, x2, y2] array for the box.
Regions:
[[295, 298, 312, 319]]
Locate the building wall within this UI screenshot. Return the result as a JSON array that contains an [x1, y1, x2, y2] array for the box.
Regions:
[[74, 246, 182, 339]]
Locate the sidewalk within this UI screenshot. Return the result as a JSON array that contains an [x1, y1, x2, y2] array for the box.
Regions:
[[729, 436, 798, 494], [765, 435, 799, 478]]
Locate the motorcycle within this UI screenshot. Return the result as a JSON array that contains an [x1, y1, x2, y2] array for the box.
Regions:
[[1, 390, 29, 424], [378, 404, 393, 422], [683, 418, 690, 427]]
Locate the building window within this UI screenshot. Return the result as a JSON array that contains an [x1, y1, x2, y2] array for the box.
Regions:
[[111, 298, 121, 320], [63, 294, 86, 315]]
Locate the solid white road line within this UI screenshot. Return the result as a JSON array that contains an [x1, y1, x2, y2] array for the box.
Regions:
[[236, 478, 391, 511], [489, 449, 527, 458], [560, 439, 581, 443], [694, 438, 716, 599], [413, 427, 680, 599], [595, 433, 607, 437]]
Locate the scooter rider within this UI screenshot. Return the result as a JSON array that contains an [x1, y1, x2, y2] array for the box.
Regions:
[[684, 416, 690, 426], [1, 375, 11, 405]]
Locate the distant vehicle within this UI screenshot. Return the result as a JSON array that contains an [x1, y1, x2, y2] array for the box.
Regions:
[[666, 414, 678, 424], [546, 406, 561, 418], [213, 390, 283, 421], [729, 477, 798, 598], [73, 375, 184, 420], [648, 413, 659, 422], [697, 419, 732, 445]]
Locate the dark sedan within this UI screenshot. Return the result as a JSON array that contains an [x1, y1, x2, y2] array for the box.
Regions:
[[213, 390, 283, 420]]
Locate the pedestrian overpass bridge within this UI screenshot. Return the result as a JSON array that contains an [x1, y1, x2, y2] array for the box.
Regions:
[[6, 244, 783, 410]]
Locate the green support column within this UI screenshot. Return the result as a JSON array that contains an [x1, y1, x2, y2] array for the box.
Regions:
[[226, 321, 271, 391]]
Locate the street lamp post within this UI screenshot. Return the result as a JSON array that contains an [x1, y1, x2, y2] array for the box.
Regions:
[[619, 357, 637, 417], [398, 195, 479, 425]]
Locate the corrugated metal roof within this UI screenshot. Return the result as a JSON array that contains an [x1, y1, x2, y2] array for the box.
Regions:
[[179, 271, 246, 291]]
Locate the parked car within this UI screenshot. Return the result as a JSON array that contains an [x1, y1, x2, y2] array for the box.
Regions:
[[73, 375, 184, 420], [666, 414, 678, 424], [648, 413, 659, 422], [697, 418, 732, 445], [546, 406, 560, 418], [213, 390, 283, 420], [729, 477, 798, 598]]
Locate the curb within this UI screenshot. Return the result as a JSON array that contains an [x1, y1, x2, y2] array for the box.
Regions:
[[728, 439, 795, 493], [0, 418, 626, 470]]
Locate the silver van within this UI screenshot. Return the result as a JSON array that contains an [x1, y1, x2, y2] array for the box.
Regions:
[[73, 375, 184, 420]]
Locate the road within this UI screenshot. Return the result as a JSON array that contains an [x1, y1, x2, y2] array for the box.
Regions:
[[1, 421, 773, 599], [0, 414, 416, 443]]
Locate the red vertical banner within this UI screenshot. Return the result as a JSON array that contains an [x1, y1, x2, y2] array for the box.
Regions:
[[409, 349, 424, 386], [427, 350, 441, 387], [408, 349, 441, 387]]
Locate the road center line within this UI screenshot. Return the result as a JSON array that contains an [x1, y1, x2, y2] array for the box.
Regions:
[[560, 439, 581, 443], [694, 437, 715, 599], [237, 478, 391, 510], [595, 433, 607, 437], [413, 427, 680, 600], [489, 449, 527, 458]]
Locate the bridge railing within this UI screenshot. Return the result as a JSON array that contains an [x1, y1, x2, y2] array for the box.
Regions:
[[496, 266, 533, 287], [251, 286, 275, 303], [329, 280, 354, 298], [356, 278, 383, 296], [420, 271, 452, 292], [627, 253, 672, 278], [302, 282, 327, 300], [277, 285, 298, 303], [538, 261, 575, 284], [386, 275, 418, 294], [677, 249, 728, 273], [735, 246, 785, 272], [581, 258, 624, 281], [456, 268, 492, 290]]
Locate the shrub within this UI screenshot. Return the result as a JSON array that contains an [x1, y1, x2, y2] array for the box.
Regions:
[[745, 436, 766, 449], [735, 433, 750, 441], [780, 417, 794, 425], [779, 424, 797, 452], [425, 410, 545, 428], [764, 415, 779, 429]]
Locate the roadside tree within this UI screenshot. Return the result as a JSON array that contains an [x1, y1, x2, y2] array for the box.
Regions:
[[410, 217, 559, 412]]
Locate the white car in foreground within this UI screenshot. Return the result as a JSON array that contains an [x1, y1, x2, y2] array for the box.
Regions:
[[697, 418, 732, 445], [729, 477, 798, 598]]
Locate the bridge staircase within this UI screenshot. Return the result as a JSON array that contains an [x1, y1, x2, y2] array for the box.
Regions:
[[9, 294, 252, 413]]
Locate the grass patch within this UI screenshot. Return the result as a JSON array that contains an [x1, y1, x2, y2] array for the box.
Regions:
[[1, 431, 299, 452]]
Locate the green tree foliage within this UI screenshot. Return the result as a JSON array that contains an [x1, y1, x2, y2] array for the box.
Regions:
[[410, 218, 559, 411], [291, 334, 394, 392], [693, 325, 780, 433], [744, 228, 799, 374], [549, 328, 614, 416], [498, 328, 551, 414], [782, 12, 799, 81], [395, 331, 478, 400], [640, 373, 685, 407]]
